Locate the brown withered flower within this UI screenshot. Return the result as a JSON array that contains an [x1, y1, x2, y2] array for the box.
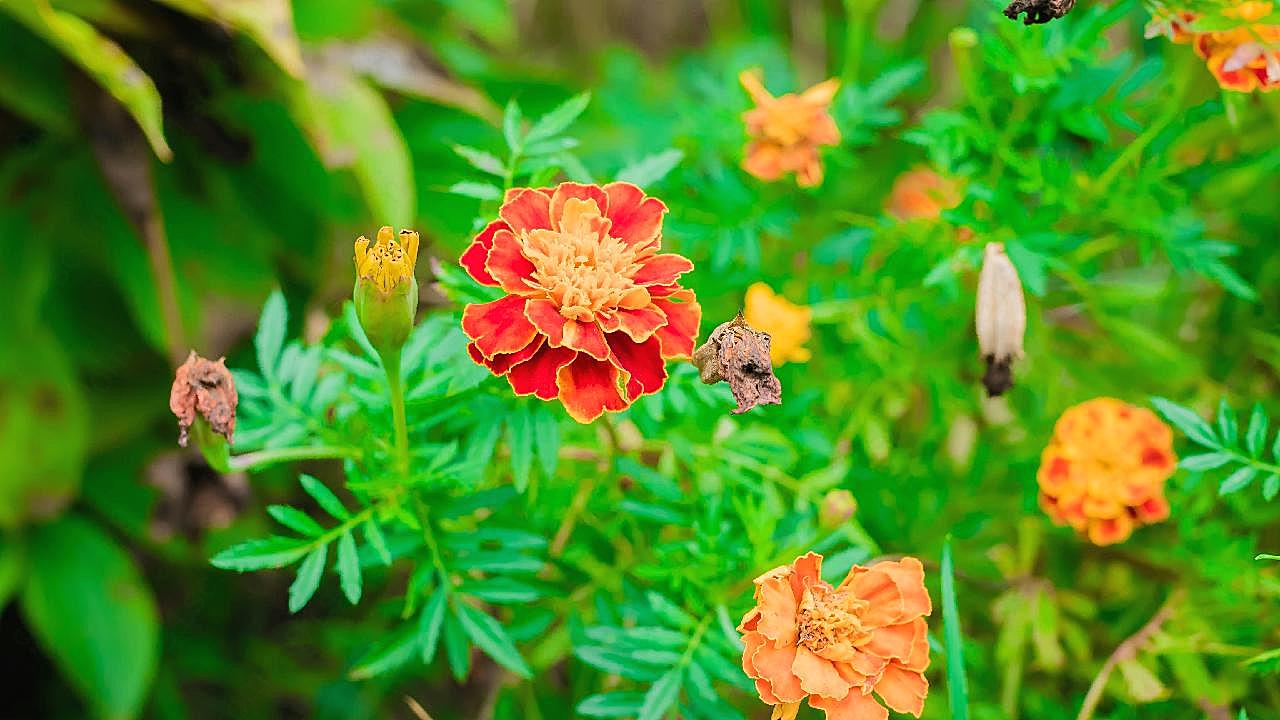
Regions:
[[975, 243, 1026, 397], [1004, 0, 1076, 24], [170, 351, 238, 447], [692, 312, 782, 414]]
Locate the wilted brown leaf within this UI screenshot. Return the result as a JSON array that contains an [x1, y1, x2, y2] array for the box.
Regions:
[[169, 351, 238, 447], [692, 312, 782, 414], [1004, 0, 1076, 24]]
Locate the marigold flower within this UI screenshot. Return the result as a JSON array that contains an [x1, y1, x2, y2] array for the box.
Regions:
[[743, 283, 812, 366], [1038, 398, 1177, 546], [354, 226, 420, 354], [887, 168, 961, 221], [459, 182, 701, 423], [738, 553, 932, 720], [1148, 3, 1280, 92], [739, 70, 841, 188], [170, 351, 237, 448]]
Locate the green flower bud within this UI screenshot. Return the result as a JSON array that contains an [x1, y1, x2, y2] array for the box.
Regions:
[[819, 489, 858, 529], [354, 226, 420, 356]]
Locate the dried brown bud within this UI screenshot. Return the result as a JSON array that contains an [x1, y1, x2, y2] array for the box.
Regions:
[[976, 243, 1026, 397], [169, 351, 238, 447], [691, 312, 782, 414], [1004, 0, 1076, 24]]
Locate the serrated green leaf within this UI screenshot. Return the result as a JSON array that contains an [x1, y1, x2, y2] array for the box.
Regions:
[[1219, 466, 1258, 496], [503, 98, 523, 151], [617, 149, 684, 188], [349, 623, 419, 680], [1263, 474, 1279, 501], [942, 536, 970, 720], [442, 608, 471, 681], [525, 92, 590, 143], [288, 544, 327, 613], [453, 600, 532, 678], [336, 531, 362, 605], [1217, 398, 1239, 448], [638, 668, 682, 720], [418, 589, 448, 663], [576, 692, 647, 718], [507, 405, 533, 492], [364, 518, 392, 566], [452, 144, 506, 176], [1150, 397, 1220, 449], [255, 290, 288, 381], [460, 577, 543, 604], [211, 536, 311, 571], [1246, 403, 1269, 457], [1178, 452, 1235, 472], [300, 474, 351, 520], [267, 505, 325, 537]]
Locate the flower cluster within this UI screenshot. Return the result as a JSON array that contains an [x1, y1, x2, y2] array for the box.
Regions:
[[1148, 2, 1280, 93], [739, 70, 841, 187], [460, 182, 701, 423], [1038, 398, 1177, 545], [739, 553, 931, 720], [886, 168, 961, 222]]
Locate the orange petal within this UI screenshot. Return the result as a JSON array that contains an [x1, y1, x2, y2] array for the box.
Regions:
[[484, 228, 537, 294], [808, 690, 889, 720], [555, 355, 629, 423], [793, 645, 851, 700], [754, 570, 800, 645], [800, 77, 840, 106], [550, 182, 610, 231], [461, 296, 539, 359], [844, 557, 931, 627], [751, 641, 806, 703], [652, 296, 701, 359], [742, 631, 768, 680], [562, 319, 609, 361], [872, 662, 928, 717], [499, 187, 553, 234], [602, 181, 666, 249], [739, 68, 775, 105], [862, 621, 917, 663], [789, 552, 824, 598]]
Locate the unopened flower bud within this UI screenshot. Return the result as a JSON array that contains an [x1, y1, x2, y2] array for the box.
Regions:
[[975, 242, 1026, 397], [170, 351, 237, 472], [354, 226, 420, 356], [819, 489, 857, 528]]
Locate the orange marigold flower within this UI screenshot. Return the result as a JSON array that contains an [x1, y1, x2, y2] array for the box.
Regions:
[[738, 552, 932, 720], [1037, 398, 1177, 546], [459, 182, 701, 423], [739, 70, 841, 188], [743, 282, 812, 365], [886, 168, 961, 221], [1148, 3, 1280, 92]]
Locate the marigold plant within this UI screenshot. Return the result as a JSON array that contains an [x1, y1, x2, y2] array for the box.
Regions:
[[739, 69, 841, 187], [1038, 398, 1178, 545]]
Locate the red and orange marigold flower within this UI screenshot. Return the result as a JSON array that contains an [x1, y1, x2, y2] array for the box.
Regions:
[[459, 182, 701, 423], [739, 69, 841, 187], [739, 552, 931, 720], [886, 168, 962, 222], [1148, 2, 1280, 92], [1038, 398, 1177, 546]]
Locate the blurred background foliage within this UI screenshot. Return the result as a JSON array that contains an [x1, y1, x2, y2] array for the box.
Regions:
[[1, 0, 1278, 718]]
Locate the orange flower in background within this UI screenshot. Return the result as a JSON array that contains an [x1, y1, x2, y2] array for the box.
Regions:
[[1037, 398, 1177, 546], [739, 552, 932, 720], [459, 182, 701, 423], [1147, 2, 1280, 92], [743, 282, 812, 365], [886, 168, 961, 221], [739, 70, 841, 187]]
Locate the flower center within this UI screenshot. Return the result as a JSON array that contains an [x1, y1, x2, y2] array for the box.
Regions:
[[796, 588, 872, 661], [522, 197, 651, 322], [356, 226, 418, 294]]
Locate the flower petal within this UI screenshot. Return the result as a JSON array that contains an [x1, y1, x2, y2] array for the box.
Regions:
[[633, 254, 694, 286], [525, 298, 566, 346], [563, 319, 610, 361], [550, 182, 610, 230], [603, 181, 667, 248], [499, 188, 553, 234], [462, 296, 539, 359], [753, 568, 800, 645], [485, 228, 538, 294], [808, 689, 890, 720], [459, 220, 505, 286], [863, 619, 920, 664], [793, 645, 851, 700], [507, 345, 576, 400], [872, 663, 928, 717], [789, 552, 824, 598], [606, 333, 667, 401], [843, 557, 931, 628], [556, 355, 629, 423], [467, 337, 543, 376], [653, 296, 701, 359], [750, 642, 806, 703], [599, 306, 667, 343]]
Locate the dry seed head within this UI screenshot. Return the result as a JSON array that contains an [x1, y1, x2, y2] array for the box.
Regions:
[[976, 242, 1026, 396]]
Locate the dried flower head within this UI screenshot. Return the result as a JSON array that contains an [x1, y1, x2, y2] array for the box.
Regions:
[[693, 312, 782, 414], [1038, 398, 1177, 545], [975, 243, 1026, 397], [739, 553, 932, 720], [169, 351, 238, 447], [1004, 0, 1076, 24], [887, 168, 961, 222], [459, 182, 701, 423], [743, 283, 812, 365], [739, 70, 841, 188]]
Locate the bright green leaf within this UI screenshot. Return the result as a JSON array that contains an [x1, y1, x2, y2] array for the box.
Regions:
[[617, 149, 684, 188], [525, 92, 590, 143], [1151, 397, 1220, 449], [288, 544, 327, 613], [507, 405, 533, 492], [1219, 466, 1258, 496], [1217, 398, 1239, 448], [336, 531, 362, 605], [267, 505, 324, 537], [941, 536, 970, 720], [211, 536, 311, 572], [1246, 403, 1270, 458], [576, 692, 647, 718], [452, 600, 532, 678], [255, 290, 288, 381], [300, 474, 351, 520], [637, 668, 681, 720], [418, 589, 448, 664]]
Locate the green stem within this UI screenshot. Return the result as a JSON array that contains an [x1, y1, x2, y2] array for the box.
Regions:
[[228, 445, 363, 473], [382, 347, 410, 478]]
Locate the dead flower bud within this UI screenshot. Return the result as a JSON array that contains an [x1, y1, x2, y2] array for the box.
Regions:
[[170, 351, 238, 448], [692, 312, 782, 414], [976, 242, 1026, 397], [1004, 0, 1076, 24]]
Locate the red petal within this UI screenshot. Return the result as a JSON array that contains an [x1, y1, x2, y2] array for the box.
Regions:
[[507, 345, 576, 400], [467, 337, 543, 376], [525, 298, 566, 346], [556, 356, 629, 423], [653, 296, 701, 359], [499, 188, 553, 234], [599, 306, 667, 343], [459, 220, 505, 286], [550, 182, 610, 229], [607, 333, 667, 401], [485, 228, 538, 294], [603, 181, 667, 248], [633, 253, 694, 286], [563, 319, 609, 361], [462, 296, 538, 358]]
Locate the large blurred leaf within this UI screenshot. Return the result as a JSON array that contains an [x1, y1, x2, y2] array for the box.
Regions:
[[152, 0, 303, 77], [21, 515, 159, 719]]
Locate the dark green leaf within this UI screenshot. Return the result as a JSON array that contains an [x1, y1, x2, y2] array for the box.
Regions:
[[443, 608, 472, 681], [364, 518, 392, 566], [267, 505, 324, 537], [255, 290, 288, 380], [211, 536, 311, 571], [1219, 466, 1258, 496], [300, 474, 351, 520], [349, 623, 419, 680], [336, 531, 362, 605], [418, 589, 448, 663], [507, 405, 533, 492], [941, 537, 970, 720], [576, 692, 647, 718], [288, 544, 328, 613], [453, 600, 532, 678]]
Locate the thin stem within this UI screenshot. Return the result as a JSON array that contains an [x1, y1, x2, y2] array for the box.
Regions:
[[383, 347, 410, 478], [1076, 590, 1183, 720], [228, 445, 363, 473]]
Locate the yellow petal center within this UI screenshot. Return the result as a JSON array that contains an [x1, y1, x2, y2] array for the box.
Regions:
[[355, 226, 419, 294], [796, 587, 872, 661]]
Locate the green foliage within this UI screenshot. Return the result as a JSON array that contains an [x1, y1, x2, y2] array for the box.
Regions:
[[1153, 397, 1280, 499]]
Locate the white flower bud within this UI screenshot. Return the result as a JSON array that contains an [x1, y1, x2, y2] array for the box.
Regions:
[[976, 242, 1026, 396]]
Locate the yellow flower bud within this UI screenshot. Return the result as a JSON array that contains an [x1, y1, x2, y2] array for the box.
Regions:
[[354, 227, 420, 355]]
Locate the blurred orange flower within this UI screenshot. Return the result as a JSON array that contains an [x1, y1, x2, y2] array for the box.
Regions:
[[886, 168, 961, 221], [1147, 2, 1280, 92], [743, 282, 812, 365], [739, 70, 841, 187], [1038, 398, 1177, 546], [739, 553, 932, 720]]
